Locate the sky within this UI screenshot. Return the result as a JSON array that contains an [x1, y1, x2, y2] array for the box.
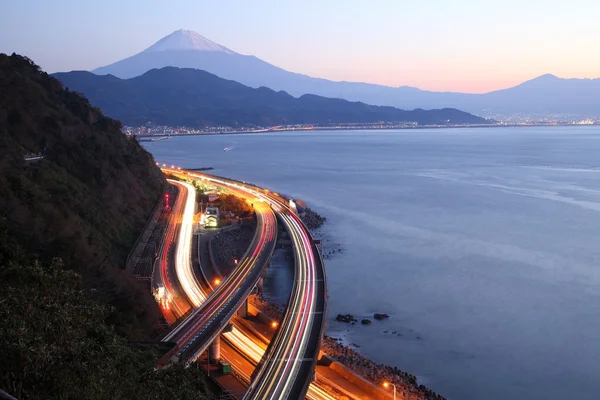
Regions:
[[1, 0, 599, 93]]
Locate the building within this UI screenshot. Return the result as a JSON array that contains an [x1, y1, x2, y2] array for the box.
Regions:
[[204, 206, 220, 227]]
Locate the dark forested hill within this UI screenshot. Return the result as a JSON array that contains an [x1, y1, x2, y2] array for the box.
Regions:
[[53, 67, 492, 127], [0, 54, 210, 399]]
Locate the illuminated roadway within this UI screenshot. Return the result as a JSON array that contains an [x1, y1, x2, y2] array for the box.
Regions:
[[244, 205, 326, 399], [152, 179, 196, 319], [157, 178, 277, 367], [163, 169, 327, 399]]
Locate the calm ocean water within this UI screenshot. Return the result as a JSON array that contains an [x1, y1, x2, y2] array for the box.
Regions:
[[144, 126, 600, 400]]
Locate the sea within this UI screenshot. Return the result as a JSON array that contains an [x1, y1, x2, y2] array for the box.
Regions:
[[144, 126, 600, 400]]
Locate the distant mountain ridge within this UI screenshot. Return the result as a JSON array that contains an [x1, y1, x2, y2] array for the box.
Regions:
[[91, 30, 600, 119], [53, 67, 491, 127]]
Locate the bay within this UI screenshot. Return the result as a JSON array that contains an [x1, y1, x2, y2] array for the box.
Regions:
[[144, 126, 600, 400]]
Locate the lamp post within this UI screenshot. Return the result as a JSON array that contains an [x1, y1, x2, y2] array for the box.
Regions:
[[383, 381, 396, 400]]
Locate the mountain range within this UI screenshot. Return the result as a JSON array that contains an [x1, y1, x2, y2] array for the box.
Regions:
[[90, 30, 600, 119], [53, 67, 490, 127]]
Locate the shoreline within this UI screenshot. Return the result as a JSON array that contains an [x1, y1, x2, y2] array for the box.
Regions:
[[189, 175, 446, 399], [300, 209, 446, 400], [134, 122, 599, 139], [255, 207, 447, 399]]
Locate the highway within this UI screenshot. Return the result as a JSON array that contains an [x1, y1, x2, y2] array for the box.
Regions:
[[244, 211, 326, 399], [164, 170, 327, 399], [152, 180, 195, 320], [146, 168, 401, 399], [157, 180, 277, 367]]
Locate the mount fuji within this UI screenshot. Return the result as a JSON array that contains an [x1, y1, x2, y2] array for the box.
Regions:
[[140, 29, 237, 54], [90, 30, 600, 119]]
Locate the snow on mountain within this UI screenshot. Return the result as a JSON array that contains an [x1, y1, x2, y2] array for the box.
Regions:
[[142, 29, 237, 54], [88, 30, 600, 118]]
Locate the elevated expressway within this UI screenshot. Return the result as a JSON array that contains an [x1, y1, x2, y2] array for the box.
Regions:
[[157, 181, 277, 367], [163, 169, 327, 400]]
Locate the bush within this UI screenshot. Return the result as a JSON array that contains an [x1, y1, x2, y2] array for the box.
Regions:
[[0, 260, 212, 400]]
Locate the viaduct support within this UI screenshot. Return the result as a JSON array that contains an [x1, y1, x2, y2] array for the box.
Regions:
[[257, 277, 264, 294], [209, 336, 221, 364], [237, 298, 248, 318]]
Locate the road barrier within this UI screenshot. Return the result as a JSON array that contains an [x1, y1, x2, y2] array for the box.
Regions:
[[126, 188, 168, 272]]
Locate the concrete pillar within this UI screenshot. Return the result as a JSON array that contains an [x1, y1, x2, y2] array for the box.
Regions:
[[237, 298, 248, 318], [209, 336, 221, 364], [257, 277, 264, 294]]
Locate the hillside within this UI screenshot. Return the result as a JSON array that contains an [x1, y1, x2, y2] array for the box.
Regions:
[[89, 29, 600, 119], [53, 67, 491, 127], [0, 53, 210, 398]]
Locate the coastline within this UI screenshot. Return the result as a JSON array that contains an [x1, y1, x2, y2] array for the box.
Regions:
[[253, 206, 446, 400], [133, 121, 599, 139]]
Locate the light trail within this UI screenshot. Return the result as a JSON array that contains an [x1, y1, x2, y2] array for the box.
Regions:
[[245, 212, 318, 399], [155, 180, 194, 318], [160, 170, 332, 399], [171, 179, 205, 308], [157, 184, 277, 365]]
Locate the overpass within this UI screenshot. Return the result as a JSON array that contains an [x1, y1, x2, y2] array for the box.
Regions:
[[156, 177, 277, 367], [171, 170, 327, 399]]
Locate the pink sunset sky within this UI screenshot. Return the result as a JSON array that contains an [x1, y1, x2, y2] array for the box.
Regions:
[[1, 0, 598, 93]]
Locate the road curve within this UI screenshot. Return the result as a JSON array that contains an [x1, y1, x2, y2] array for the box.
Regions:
[[153, 180, 194, 319], [167, 170, 327, 400], [244, 211, 326, 400], [157, 176, 277, 367], [165, 178, 337, 399]]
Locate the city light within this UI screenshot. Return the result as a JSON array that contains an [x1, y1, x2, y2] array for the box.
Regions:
[[158, 169, 335, 399], [383, 381, 396, 400]]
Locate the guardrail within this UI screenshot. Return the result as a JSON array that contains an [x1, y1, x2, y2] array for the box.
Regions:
[[183, 210, 277, 363], [126, 190, 167, 272], [172, 170, 328, 398]]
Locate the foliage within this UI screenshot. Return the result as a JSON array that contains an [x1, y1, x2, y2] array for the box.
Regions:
[[0, 54, 212, 398], [0, 260, 212, 400], [218, 194, 253, 218], [52, 67, 492, 127], [0, 53, 167, 339]]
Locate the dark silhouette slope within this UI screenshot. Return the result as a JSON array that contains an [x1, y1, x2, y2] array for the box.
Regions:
[[0, 53, 166, 339], [53, 67, 491, 127], [0, 53, 214, 399]]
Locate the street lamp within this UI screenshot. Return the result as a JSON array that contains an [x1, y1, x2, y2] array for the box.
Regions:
[[383, 381, 396, 400]]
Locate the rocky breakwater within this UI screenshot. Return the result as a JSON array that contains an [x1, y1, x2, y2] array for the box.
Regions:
[[261, 201, 444, 399], [300, 207, 326, 230], [249, 294, 284, 320], [322, 334, 445, 400], [331, 312, 445, 400]]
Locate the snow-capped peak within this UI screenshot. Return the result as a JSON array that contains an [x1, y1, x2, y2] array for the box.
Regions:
[[142, 29, 237, 54]]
